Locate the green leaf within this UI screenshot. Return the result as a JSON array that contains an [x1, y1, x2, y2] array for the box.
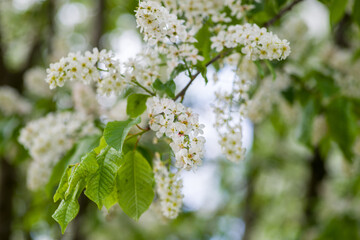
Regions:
[[326, 98, 357, 161], [152, 78, 163, 90], [153, 79, 176, 98], [315, 216, 360, 240], [94, 136, 108, 155], [194, 23, 212, 63], [116, 151, 154, 221], [281, 86, 295, 105], [126, 94, 150, 118], [265, 60, 276, 80], [47, 135, 100, 194], [104, 185, 118, 210], [312, 71, 339, 97], [104, 117, 141, 152], [329, 0, 348, 25], [164, 80, 176, 98], [66, 151, 99, 198], [52, 180, 85, 234], [54, 165, 74, 202], [169, 64, 187, 80], [195, 64, 209, 84], [353, 0, 360, 28], [255, 61, 265, 79], [53, 198, 79, 234], [85, 146, 123, 208]]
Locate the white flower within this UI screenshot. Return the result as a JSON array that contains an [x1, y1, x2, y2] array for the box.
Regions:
[[135, 1, 190, 45], [45, 48, 124, 96], [211, 58, 257, 162], [210, 23, 291, 61], [147, 97, 205, 170], [124, 49, 161, 87], [19, 112, 100, 190], [153, 157, 183, 219], [135, 1, 203, 67]]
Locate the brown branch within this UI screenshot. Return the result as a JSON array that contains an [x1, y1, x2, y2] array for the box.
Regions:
[[263, 0, 304, 28], [174, 49, 232, 101], [174, 0, 304, 102]]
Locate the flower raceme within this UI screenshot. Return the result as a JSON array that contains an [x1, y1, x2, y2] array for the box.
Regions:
[[146, 97, 205, 170], [19, 112, 99, 190], [153, 157, 183, 219], [123, 49, 162, 88], [211, 23, 291, 61], [135, 1, 204, 71], [212, 57, 256, 162], [45, 48, 164, 96], [45, 48, 124, 96], [135, 1, 194, 46]]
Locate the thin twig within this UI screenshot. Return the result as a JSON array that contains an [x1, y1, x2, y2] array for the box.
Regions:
[[174, 49, 232, 101], [136, 124, 148, 131], [173, 0, 305, 102], [132, 81, 156, 96], [125, 129, 150, 141], [92, 0, 106, 48], [263, 0, 304, 28]]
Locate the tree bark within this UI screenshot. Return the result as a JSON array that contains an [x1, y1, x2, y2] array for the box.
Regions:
[[302, 147, 327, 235], [92, 0, 106, 49], [0, 158, 16, 240]]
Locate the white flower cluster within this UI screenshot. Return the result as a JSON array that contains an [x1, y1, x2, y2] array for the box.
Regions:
[[155, 0, 253, 29], [158, 44, 204, 73], [24, 67, 52, 98], [124, 49, 161, 87], [211, 23, 291, 61], [212, 57, 257, 162], [19, 112, 99, 190], [247, 73, 290, 123], [153, 157, 183, 219], [45, 48, 124, 96], [146, 97, 205, 170], [135, 1, 192, 45], [0, 86, 32, 116], [135, 1, 204, 69]]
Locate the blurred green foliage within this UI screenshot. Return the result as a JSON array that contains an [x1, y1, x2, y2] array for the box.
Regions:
[[2, 0, 360, 239]]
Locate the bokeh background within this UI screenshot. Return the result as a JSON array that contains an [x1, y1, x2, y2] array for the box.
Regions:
[[1, 0, 360, 239]]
